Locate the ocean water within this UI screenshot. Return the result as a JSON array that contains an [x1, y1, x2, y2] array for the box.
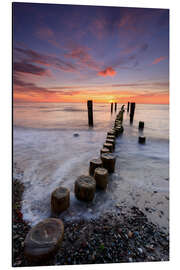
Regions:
[[13, 103, 169, 229]]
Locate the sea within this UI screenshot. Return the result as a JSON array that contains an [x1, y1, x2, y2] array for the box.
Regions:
[[13, 102, 169, 230]]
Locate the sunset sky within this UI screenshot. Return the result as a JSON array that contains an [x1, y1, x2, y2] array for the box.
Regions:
[[13, 3, 169, 104]]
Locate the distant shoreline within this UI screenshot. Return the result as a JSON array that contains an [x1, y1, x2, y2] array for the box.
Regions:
[[13, 101, 169, 105]]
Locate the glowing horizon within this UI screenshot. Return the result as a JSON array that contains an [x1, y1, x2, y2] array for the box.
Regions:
[[13, 3, 169, 104]]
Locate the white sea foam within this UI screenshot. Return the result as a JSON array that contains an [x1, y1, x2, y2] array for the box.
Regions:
[[13, 103, 169, 229]]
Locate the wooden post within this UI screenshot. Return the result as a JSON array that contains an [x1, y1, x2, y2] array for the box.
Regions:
[[139, 121, 144, 130], [115, 103, 117, 112], [24, 218, 64, 261], [130, 102, 136, 123], [51, 187, 70, 214], [138, 136, 146, 144], [87, 100, 93, 127], [74, 175, 96, 202], [94, 167, 108, 190], [127, 102, 130, 112], [89, 158, 103, 176], [101, 153, 116, 173], [111, 103, 113, 113]]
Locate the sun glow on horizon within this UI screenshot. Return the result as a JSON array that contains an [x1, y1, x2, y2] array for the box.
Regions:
[[13, 4, 169, 105]]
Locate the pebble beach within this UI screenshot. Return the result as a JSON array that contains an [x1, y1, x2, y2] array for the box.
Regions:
[[13, 103, 169, 266], [12, 160, 169, 267]]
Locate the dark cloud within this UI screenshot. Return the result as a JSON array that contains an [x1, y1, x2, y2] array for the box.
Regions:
[[14, 61, 50, 76], [14, 47, 77, 72], [13, 75, 81, 97], [64, 44, 100, 71]]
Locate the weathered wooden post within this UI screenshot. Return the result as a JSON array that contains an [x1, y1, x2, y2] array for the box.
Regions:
[[106, 138, 115, 150], [74, 175, 96, 201], [24, 218, 64, 261], [115, 103, 117, 112], [111, 103, 113, 113], [89, 158, 103, 176], [94, 167, 108, 190], [127, 102, 130, 112], [51, 187, 70, 214], [130, 102, 136, 123], [100, 147, 110, 156], [139, 121, 144, 130], [138, 136, 146, 144], [103, 142, 113, 153], [101, 153, 116, 173], [87, 100, 93, 127]]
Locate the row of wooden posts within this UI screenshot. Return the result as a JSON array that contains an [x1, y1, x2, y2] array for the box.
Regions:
[[51, 101, 144, 215], [24, 102, 146, 261], [87, 100, 118, 127], [51, 105, 125, 214], [87, 100, 136, 127], [127, 101, 146, 143], [24, 104, 125, 262]]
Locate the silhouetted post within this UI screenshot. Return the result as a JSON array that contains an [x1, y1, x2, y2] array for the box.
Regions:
[[115, 103, 117, 112], [138, 136, 146, 144], [130, 102, 136, 123], [87, 100, 93, 127], [111, 103, 113, 113], [139, 121, 144, 130], [127, 102, 130, 112]]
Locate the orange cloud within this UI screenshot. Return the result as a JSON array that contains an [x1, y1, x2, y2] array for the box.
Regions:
[[152, 56, 166, 65], [98, 67, 116, 77]]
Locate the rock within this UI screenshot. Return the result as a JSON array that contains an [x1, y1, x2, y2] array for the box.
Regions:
[[101, 153, 116, 173], [94, 167, 108, 190], [51, 187, 70, 214], [24, 218, 64, 261], [128, 231, 133, 238], [89, 158, 103, 176], [73, 133, 79, 137], [137, 248, 143, 254], [74, 175, 96, 201], [146, 244, 154, 251]]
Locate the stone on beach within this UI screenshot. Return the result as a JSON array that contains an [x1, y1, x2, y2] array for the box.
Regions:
[[94, 167, 108, 190], [101, 153, 116, 173], [89, 158, 103, 176], [75, 175, 96, 201], [24, 218, 64, 261], [51, 187, 70, 214]]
